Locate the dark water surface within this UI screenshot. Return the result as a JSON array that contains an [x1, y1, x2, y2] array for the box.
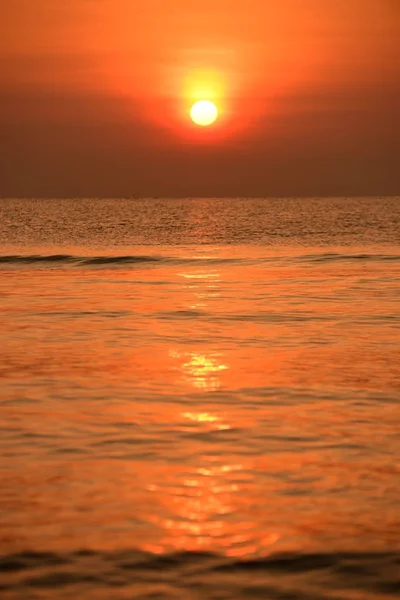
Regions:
[[0, 197, 399, 599]]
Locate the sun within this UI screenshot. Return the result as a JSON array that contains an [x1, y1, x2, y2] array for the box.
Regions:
[[190, 100, 218, 127]]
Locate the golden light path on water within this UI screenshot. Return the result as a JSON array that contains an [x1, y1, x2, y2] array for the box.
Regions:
[[142, 260, 281, 557]]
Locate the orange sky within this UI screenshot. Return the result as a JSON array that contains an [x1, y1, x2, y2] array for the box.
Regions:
[[1, 0, 399, 196]]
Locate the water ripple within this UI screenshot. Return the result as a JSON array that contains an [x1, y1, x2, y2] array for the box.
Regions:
[[0, 550, 399, 599]]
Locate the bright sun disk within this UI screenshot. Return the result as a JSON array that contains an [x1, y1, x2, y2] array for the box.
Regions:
[[190, 100, 218, 126]]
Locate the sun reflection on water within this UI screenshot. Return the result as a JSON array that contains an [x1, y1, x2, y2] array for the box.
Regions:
[[170, 263, 229, 391], [169, 350, 228, 391], [144, 451, 280, 557], [143, 256, 280, 555]]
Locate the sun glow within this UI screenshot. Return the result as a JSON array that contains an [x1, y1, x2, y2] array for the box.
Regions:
[[190, 100, 218, 126]]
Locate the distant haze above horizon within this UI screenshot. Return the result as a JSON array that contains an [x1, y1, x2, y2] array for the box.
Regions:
[[1, 1, 399, 198]]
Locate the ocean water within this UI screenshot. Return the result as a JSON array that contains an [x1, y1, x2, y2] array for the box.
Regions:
[[0, 197, 399, 599]]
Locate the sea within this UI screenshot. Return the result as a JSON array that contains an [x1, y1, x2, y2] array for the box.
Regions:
[[0, 197, 399, 599]]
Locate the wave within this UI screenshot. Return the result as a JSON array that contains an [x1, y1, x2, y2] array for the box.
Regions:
[[0, 254, 248, 267], [0, 550, 399, 598], [0, 254, 164, 266], [298, 252, 400, 263], [0, 252, 398, 268]]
